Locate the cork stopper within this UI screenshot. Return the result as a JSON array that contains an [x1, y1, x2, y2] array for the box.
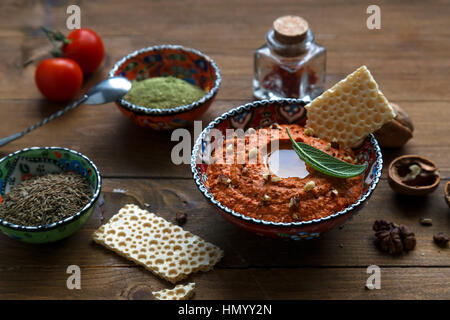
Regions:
[[273, 16, 309, 44]]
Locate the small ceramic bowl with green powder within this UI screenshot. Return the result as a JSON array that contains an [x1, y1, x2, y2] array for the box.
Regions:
[[109, 45, 221, 130], [0, 147, 102, 243]]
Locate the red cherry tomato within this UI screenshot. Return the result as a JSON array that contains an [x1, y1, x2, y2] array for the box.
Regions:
[[35, 58, 83, 102], [62, 28, 104, 75]]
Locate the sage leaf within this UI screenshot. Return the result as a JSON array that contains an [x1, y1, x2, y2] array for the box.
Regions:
[[286, 128, 368, 178]]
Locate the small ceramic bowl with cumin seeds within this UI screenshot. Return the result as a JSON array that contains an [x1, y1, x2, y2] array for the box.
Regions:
[[0, 147, 102, 244]]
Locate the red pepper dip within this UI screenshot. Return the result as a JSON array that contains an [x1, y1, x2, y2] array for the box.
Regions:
[[206, 124, 364, 223]]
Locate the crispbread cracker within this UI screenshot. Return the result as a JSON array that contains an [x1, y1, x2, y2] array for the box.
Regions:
[[152, 283, 195, 300], [305, 66, 396, 146], [93, 204, 223, 283]]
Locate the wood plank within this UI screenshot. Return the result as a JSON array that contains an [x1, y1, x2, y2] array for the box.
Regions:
[[0, 100, 448, 178], [1, 0, 450, 101], [0, 178, 448, 269], [2, 34, 450, 101], [0, 266, 448, 299]]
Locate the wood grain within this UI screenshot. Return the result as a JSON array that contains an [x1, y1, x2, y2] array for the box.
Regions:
[[1, 0, 450, 101]]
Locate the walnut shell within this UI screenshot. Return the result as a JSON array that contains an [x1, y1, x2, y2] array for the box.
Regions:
[[388, 155, 440, 196], [445, 181, 450, 208], [374, 103, 413, 148]]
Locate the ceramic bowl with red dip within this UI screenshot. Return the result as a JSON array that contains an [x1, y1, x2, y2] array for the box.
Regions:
[[191, 99, 382, 240], [109, 45, 221, 130]]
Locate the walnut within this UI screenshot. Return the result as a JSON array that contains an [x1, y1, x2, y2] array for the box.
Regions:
[[271, 175, 283, 183], [399, 224, 416, 251], [289, 196, 300, 210], [373, 219, 393, 231], [330, 139, 340, 149], [246, 128, 256, 135], [304, 181, 316, 192], [373, 220, 416, 254], [304, 127, 314, 136], [433, 232, 449, 247], [374, 103, 414, 148], [419, 217, 433, 226]]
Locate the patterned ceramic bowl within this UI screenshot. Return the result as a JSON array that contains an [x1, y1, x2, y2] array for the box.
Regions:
[[191, 99, 383, 240], [109, 45, 221, 130], [0, 147, 102, 243]]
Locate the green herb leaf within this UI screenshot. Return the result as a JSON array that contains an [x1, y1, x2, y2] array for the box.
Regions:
[[286, 128, 368, 178]]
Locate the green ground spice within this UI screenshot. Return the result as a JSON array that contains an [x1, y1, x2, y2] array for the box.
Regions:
[[123, 76, 206, 109], [0, 172, 92, 226]]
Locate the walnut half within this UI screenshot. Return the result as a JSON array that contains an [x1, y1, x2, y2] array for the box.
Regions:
[[445, 181, 450, 208]]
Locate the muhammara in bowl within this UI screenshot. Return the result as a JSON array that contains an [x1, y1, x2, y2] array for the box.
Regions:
[[0, 147, 101, 243]]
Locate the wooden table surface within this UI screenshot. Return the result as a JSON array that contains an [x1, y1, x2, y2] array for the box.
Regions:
[[0, 0, 449, 300]]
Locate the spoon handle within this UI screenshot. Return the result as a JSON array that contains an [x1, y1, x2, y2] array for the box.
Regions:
[[0, 95, 88, 147]]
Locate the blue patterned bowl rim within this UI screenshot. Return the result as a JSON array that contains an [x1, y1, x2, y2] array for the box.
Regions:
[[0, 147, 102, 232], [190, 98, 383, 228], [108, 44, 221, 116]]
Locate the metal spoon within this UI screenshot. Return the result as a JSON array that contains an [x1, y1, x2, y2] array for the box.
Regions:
[[0, 76, 132, 147]]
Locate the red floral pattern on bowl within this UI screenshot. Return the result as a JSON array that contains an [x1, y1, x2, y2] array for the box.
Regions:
[[109, 45, 221, 130], [191, 99, 383, 240]]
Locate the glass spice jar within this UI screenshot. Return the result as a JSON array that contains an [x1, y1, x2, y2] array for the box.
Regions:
[[253, 16, 326, 101]]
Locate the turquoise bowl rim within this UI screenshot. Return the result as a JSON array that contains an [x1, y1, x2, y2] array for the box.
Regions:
[[0, 147, 102, 232]]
